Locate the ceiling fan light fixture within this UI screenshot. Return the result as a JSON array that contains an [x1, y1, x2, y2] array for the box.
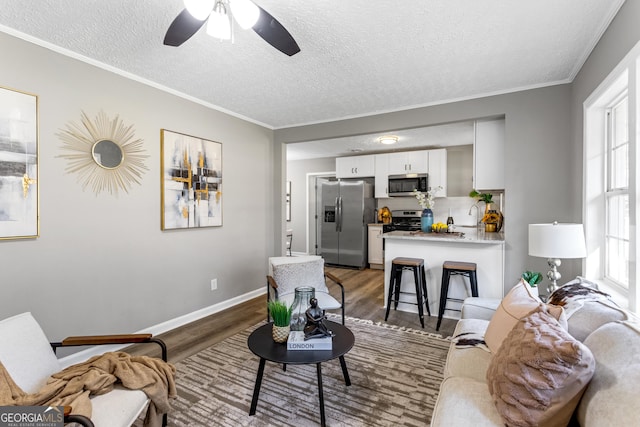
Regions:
[[230, 0, 260, 29], [379, 135, 399, 145], [183, 0, 215, 21], [206, 1, 232, 40]]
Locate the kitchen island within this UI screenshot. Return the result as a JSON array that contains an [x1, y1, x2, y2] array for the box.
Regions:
[[383, 228, 505, 322]]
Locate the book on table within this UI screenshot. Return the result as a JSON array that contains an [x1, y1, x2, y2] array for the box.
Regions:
[[287, 331, 333, 350]]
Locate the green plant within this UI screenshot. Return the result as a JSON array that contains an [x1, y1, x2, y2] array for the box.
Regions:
[[522, 271, 543, 287], [469, 189, 493, 204], [267, 300, 293, 327]]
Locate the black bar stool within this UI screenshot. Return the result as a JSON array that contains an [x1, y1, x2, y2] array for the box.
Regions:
[[384, 257, 431, 328], [436, 261, 478, 331]]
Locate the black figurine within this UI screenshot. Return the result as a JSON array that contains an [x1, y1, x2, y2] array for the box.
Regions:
[[303, 297, 334, 340]]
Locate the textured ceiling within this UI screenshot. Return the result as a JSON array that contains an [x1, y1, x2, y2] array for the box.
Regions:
[[0, 0, 625, 130]]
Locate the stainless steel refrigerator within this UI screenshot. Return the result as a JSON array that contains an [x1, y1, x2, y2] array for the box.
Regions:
[[316, 177, 375, 268]]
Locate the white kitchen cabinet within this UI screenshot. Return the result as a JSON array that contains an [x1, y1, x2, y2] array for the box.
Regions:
[[474, 118, 505, 190], [387, 151, 429, 175], [336, 155, 375, 178], [368, 224, 384, 269], [427, 148, 447, 197], [374, 154, 389, 198]]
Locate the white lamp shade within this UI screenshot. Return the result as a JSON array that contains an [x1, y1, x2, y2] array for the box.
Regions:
[[230, 0, 260, 29], [184, 0, 215, 20], [528, 223, 587, 259], [207, 7, 231, 40]]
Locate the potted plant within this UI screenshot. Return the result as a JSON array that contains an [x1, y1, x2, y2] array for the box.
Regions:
[[469, 190, 503, 232], [267, 300, 293, 343], [522, 271, 542, 296]]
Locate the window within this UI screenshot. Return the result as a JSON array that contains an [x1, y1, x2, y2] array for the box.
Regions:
[[584, 41, 639, 313], [604, 95, 629, 288]]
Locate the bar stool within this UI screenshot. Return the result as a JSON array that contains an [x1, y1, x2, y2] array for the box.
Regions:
[[436, 261, 478, 331], [385, 257, 431, 328]]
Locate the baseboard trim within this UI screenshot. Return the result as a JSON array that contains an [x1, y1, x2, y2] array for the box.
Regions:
[[59, 287, 266, 367]]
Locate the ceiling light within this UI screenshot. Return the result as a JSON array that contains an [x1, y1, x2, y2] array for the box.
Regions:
[[207, 1, 232, 40], [184, 0, 215, 21], [379, 135, 399, 145], [230, 0, 260, 29]]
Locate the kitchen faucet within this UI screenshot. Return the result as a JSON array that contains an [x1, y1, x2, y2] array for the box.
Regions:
[[468, 203, 481, 231]]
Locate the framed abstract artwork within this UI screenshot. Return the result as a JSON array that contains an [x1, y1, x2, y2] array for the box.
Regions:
[[0, 86, 38, 240], [161, 129, 222, 230]]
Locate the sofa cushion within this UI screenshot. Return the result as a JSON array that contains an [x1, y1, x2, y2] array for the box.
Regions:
[[484, 279, 566, 353], [445, 318, 492, 382], [430, 377, 505, 427], [548, 282, 628, 342], [577, 320, 640, 427], [486, 306, 595, 427]]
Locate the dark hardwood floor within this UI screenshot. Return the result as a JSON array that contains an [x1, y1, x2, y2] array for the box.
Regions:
[[130, 267, 458, 363]]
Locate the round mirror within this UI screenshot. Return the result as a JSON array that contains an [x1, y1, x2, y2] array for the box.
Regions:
[[92, 139, 123, 169]]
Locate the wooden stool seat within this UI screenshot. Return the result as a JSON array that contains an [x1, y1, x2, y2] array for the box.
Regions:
[[385, 257, 430, 328], [392, 257, 424, 267], [442, 260, 476, 271], [437, 261, 478, 331]]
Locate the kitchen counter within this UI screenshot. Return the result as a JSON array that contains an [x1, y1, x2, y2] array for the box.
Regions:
[[383, 228, 504, 244], [383, 228, 505, 322]]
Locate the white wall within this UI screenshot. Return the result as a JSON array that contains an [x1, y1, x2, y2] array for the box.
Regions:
[[0, 32, 275, 340]]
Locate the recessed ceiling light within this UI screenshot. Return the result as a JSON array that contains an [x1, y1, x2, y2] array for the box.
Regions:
[[378, 135, 398, 145]]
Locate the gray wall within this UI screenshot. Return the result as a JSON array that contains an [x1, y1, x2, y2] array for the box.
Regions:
[[0, 32, 275, 340], [276, 85, 577, 290], [571, 0, 640, 205]]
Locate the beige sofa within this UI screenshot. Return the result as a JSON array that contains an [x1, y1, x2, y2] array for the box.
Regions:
[[431, 279, 640, 427]]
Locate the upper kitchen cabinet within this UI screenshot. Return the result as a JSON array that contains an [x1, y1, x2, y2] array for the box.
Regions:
[[473, 118, 505, 190], [428, 148, 447, 197], [336, 154, 375, 178], [374, 154, 390, 198], [387, 150, 429, 175]]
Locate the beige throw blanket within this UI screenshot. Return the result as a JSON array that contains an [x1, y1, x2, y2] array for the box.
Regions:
[[0, 351, 176, 427]]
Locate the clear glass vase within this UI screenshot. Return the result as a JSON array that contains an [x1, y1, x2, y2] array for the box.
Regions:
[[290, 286, 315, 331], [421, 208, 434, 233]]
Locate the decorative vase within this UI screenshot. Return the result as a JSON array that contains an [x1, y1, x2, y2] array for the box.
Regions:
[[272, 324, 290, 343], [290, 286, 315, 331], [421, 208, 434, 233], [483, 202, 504, 232]]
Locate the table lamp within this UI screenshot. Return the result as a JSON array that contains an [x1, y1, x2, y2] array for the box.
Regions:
[[528, 222, 587, 294]]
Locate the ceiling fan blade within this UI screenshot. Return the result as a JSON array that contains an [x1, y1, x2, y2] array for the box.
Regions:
[[164, 9, 207, 47], [252, 6, 300, 56]]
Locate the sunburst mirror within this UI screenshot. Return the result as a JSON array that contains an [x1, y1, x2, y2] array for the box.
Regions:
[[58, 111, 149, 196]]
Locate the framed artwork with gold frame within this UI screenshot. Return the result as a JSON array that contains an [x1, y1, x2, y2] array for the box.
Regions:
[[0, 85, 38, 240], [161, 129, 222, 230]]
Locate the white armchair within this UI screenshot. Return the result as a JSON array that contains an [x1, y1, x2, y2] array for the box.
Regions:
[[267, 256, 345, 324], [0, 312, 169, 427]]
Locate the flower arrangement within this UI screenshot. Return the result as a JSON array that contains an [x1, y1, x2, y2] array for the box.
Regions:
[[413, 186, 442, 210]]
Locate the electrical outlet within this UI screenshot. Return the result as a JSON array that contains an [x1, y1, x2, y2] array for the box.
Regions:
[[210, 278, 217, 291]]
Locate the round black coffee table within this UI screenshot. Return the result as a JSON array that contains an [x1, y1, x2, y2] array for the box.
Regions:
[[247, 320, 354, 427]]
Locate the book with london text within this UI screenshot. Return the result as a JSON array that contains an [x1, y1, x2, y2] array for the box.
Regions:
[[287, 331, 333, 350]]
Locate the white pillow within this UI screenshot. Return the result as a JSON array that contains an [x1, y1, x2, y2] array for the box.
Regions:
[[484, 279, 566, 353]]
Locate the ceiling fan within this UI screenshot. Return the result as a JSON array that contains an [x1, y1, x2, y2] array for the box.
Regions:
[[164, 0, 300, 56]]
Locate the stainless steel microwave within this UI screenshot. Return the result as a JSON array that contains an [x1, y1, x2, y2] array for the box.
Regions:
[[388, 173, 428, 196]]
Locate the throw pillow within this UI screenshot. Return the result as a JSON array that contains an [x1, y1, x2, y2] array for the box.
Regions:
[[486, 306, 596, 427], [484, 279, 566, 353]]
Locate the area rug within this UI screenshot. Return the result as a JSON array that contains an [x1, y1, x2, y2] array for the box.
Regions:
[[153, 316, 450, 426]]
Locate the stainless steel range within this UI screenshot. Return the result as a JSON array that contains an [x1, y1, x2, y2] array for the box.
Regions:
[[382, 210, 422, 233]]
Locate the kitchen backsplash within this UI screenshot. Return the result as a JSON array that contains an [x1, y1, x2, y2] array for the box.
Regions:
[[376, 193, 504, 228]]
